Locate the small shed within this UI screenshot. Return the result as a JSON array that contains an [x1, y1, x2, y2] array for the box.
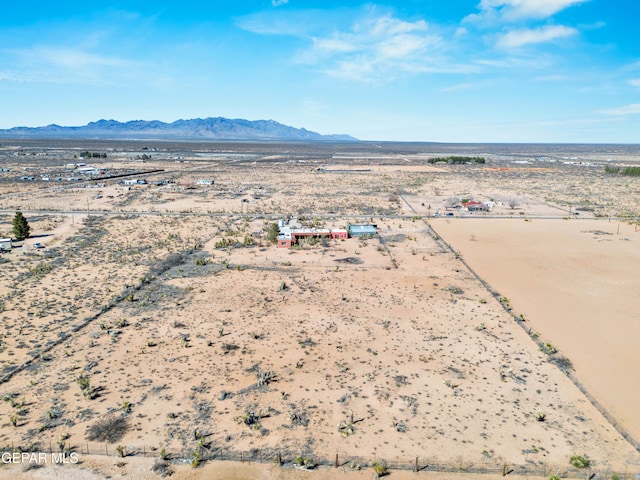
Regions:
[[0, 238, 12, 252], [348, 224, 377, 237]]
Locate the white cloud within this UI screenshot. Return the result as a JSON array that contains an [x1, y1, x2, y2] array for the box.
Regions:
[[440, 82, 476, 92], [14, 46, 138, 70], [600, 104, 640, 116], [241, 8, 456, 82], [475, 0, 590, 21], [316, 18, 446, 81], [1, 45, 146, 87], [236, 9, 344, 36], [534, 74, 571, 81], [497, 25, 577, 48], [272, 0, 289, 6], [629, 79, 640, 88]]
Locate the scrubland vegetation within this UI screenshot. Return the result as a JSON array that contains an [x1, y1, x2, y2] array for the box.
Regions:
[[0, 140, 638, 479]]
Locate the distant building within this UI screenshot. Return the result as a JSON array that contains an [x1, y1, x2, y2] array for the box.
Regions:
[[75, 166, 101, 175], [196, 179, 214, 186], [462, 201, 489, 212], [123, 179, 147, 186], [348, 224, 378, 237]]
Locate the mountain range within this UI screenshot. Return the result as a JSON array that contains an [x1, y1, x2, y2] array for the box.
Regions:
[[0, 117, 357, 142]]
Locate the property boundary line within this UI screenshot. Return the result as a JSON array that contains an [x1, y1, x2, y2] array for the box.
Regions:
[[424, 218, 640, 455]]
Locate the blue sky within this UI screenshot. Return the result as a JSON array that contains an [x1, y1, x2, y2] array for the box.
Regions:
[[0, 0, 638, 142]]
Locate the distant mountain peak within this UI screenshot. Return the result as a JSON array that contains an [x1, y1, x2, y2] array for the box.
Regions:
[[0, 117, 357, 141]]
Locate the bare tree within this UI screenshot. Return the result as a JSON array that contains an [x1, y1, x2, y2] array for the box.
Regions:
[[445, 197, 458, 209], [508, 198, 519, 210]]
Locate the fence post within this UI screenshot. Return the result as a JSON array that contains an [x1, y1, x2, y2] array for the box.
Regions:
[[415, 456, 419, 472], [86, 443, 89, 455], [105, 444, 108, 456], [335, 453, 339, 467], [502, 463, 507, 476]]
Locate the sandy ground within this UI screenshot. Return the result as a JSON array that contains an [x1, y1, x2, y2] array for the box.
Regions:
[[1, 142, 639, 480], [431, 218, 640, 440]]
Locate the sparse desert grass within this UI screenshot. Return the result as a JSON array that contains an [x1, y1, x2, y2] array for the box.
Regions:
[[0, 141, 638, 477]]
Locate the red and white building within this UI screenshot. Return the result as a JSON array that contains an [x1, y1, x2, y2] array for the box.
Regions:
[[277, 227, 348, 248]]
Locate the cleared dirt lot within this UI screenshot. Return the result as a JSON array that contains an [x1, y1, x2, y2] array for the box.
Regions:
[[432, 217, 640, 440]]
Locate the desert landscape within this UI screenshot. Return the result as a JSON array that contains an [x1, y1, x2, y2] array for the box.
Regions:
[[0, 140, 639, 479]]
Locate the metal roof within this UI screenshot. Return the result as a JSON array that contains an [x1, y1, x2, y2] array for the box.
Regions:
[[348, 224, 377, 235]]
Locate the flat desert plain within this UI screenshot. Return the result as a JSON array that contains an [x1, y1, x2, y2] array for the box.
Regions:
[[0, 140, 639, 479], [432, 218, 640, 438]]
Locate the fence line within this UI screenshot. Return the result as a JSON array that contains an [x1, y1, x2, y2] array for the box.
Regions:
[[1, 441, 636, 478]]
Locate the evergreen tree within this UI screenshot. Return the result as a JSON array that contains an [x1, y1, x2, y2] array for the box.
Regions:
[[12, 211, 31, 240]]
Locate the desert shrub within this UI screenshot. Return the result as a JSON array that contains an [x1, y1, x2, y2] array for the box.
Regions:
[[256, 368, 275, 387], [86, 414, 129, 442], [540, 342, 557, 355], [191, 450, 202, 468], [373, 460, 388, 475], [151, 459, 174, 477], [243, 235, 255, 246], [238, 410, 262, 430], [221, 343, 239, 353], [549, 354, 573, 371], [30, 262, 53, 277], [77, 374, 96, 399], [569, 455, 590, 469], [214, 238, 237, 249], [295, 454, 316, 469], [338, 419, 354, 437]]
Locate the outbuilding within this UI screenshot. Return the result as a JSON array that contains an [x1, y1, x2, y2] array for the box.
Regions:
[[0, 238, 12, 252], [348, 224, 377, 237]]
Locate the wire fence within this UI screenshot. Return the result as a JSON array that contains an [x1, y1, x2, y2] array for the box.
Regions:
[[1, 441, 637, 479]]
